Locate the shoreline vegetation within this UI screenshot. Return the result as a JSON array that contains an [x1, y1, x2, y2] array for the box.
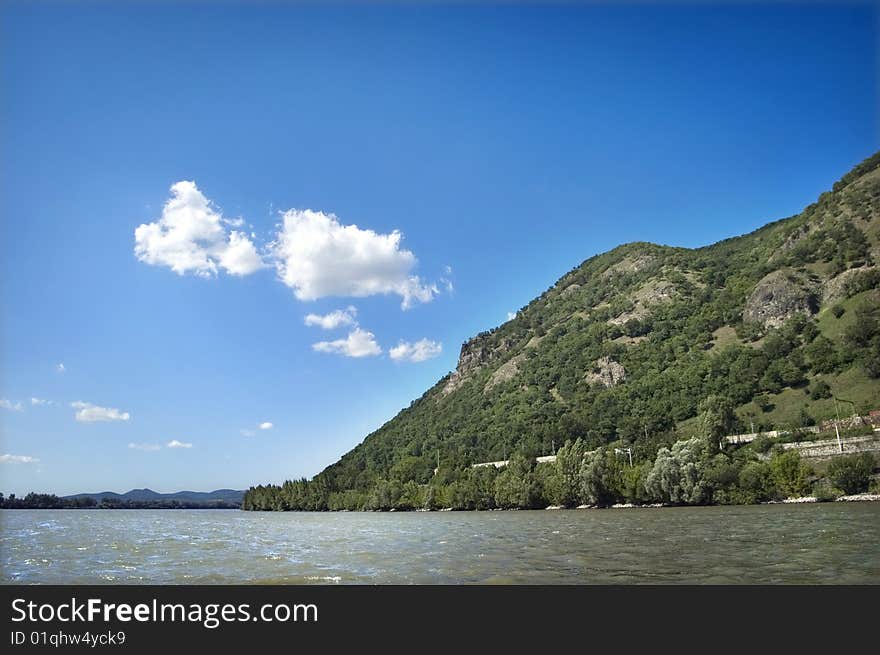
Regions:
[[0, 496, 240, 510], [241, 433, 879, 512]]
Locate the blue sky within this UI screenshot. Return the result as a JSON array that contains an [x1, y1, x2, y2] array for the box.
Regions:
[[1, 2, 877, 495]]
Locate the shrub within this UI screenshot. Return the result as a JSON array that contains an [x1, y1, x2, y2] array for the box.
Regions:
[[809, 380, 832, 400], [769, 450, 813, 498], [831, 305, 845, 318], [826, 453, 876, 495], [812, 480, 841, 502], [738, 461, 774, 503]]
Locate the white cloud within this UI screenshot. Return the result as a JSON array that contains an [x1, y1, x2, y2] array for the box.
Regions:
[[166, 439, 192, 449], [31, 397, 54, 406], [70, 401, 130, 423], [507, 311, 517, 321], [271, 209, 437, 309], [134, 181, 265, 278], [56, 363, 65, 373], [389, 339, 443, 363], [128, 443, 161, 452], [304, 306, 358, 330], [0, 454, 39, 464], [240, 429, 255, 438], [313, 327, 382, 358], [1, 399, 23, 412], [259, 422, 273, 430]]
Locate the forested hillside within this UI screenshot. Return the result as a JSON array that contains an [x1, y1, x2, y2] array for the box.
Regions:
[[245, 152, 880, 511]]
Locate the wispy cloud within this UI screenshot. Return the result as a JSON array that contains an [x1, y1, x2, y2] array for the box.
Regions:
[[30, 397, 54, 406], [312, 327, 382, 358], [166, 439, 192, 449], [128, 443, 161, 452], [259, 422, 273, 430], [304, 306, 358, 330], [0, 454, 39, 464], [1, 399, 23, 412], [389, 339, 443, 363], [56, 363, 65, 373], [240, 429, 255, 438], [70, 401, 131, 423]]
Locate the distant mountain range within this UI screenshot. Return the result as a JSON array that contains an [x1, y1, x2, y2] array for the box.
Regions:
[[64, 488, 245, 504]]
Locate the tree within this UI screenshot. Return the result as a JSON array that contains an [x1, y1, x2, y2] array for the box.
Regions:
[[644, 438, 710, 505], [738, 461, 774, 504], [579, 448, 624, 507], [826, 453, 876, 494], [697, 395, 736, 454], [809, 380, 832, 400], [552, 438, 586, 506], [768, 451, 812, 498], [805, 336, 837, 374], [493, 453, 543, 509]]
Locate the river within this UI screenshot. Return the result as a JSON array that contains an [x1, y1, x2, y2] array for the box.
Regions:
[[2, 504, 878, 584]]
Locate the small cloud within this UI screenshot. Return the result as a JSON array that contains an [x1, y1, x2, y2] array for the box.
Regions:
[[70, 401, 130, 423], [240, 429, 255, 438], [312, 327, 382, 358], [30, 397, 54, 406], [259, 422, 273, 430], [304, 306, 358, 330], [134, 181, 266, 278], [56, 363, 65, 373], [440, 266, 454, 294], [507, 311, 517, 321], [271, 209, 437, 309], [389, 339, 443, 363], [166, 440, 192, 449], [0, 454, 39, 464], [0, 399, 23, 412], [128, 443, 161, 452]]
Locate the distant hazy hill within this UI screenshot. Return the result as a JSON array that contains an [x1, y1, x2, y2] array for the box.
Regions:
[[64, 488, 245, 504], [246, 151, 880, 510]]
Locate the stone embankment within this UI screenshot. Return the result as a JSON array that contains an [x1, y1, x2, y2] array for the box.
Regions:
[[780, 434, 880, 458], [771, 493, 879, 504]]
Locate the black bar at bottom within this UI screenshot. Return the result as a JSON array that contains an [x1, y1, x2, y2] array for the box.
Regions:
[[1, 585, 875, 652]]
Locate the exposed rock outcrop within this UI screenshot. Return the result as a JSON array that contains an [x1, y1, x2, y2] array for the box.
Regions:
[[441, 334, 517, 396], [608, 279, 678, 325], [602, 254, 656, 278], [484, 354, 526, 392], [821, 265, 876, 304], [742, 270, 819, 328], [585, 356, 626, 388]]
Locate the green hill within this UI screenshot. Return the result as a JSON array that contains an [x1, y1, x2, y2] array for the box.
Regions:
[[245, 151, 880, 511]]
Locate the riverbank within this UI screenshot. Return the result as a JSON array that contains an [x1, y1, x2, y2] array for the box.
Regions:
[[407, 493, 880, 512]]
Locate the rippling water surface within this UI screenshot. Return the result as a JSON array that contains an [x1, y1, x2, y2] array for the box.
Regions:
[[2, 504, 878, 584]]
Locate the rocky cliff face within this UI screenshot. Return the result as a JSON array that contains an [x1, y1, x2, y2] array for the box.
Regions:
[[441, 333, 519, 396], [742, 270, 819, 328]]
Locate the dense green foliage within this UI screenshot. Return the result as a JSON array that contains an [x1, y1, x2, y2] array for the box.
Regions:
[[243, 435, 877, 510], [826, 453, 876, 495], [0, 493, 240, 509], [245, 152, 880, 511]]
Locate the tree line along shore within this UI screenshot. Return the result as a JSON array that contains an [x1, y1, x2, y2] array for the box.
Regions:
[[242, 420, 880, 512]]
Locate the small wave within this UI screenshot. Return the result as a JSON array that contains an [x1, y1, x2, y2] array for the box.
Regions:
[[304, 575, 342, 583]]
